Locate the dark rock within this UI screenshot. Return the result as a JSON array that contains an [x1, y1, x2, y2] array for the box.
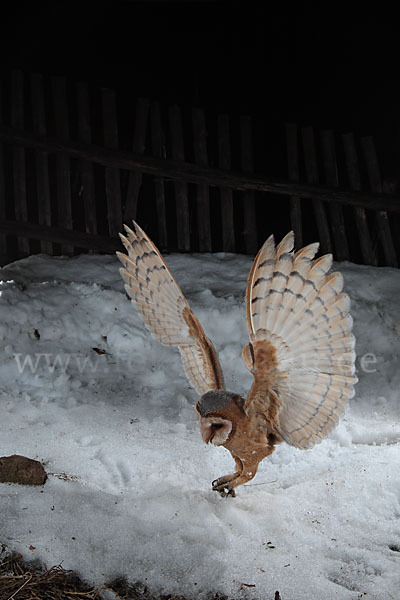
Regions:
[[0, 455, 47, 485]]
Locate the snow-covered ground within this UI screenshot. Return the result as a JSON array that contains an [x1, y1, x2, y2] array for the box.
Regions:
[[1, 249, 399, 599]]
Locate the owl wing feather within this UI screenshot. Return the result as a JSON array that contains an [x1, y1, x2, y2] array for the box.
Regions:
[[244, 231, 357, 449], [117, 221, 224, 396]]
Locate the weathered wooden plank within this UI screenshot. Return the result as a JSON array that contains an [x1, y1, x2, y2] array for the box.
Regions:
[[342, 133, 377, 266], [76, 81, 97, 237], [30, 73, 53, 254], [217, 114, 235, 252], [240, 115, 258, 254], [150, 101, 167, 250], [52, 76, 73, 254], [285, 123, 302, 247], [301, 127, 332, 254], [169, 104, 190, 250], [361, 136, 398, 267], [101, 88, 123, 237], [0, 219, 120, 252], [2, 126, 400, 213], [192, 107, 212, 252], [124, 97, 150, 221], [320, 130, 349, 261], [0, 81, 7, 262], [11, 70, 29, 256]]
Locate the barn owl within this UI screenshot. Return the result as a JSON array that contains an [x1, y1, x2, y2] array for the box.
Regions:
[[117, 222, 357, 497]]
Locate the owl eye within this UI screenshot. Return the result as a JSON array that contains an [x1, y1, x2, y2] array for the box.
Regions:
[[211, 423, 223, 432]]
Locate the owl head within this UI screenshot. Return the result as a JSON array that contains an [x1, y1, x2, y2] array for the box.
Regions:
[[195, 390, 245, 446]]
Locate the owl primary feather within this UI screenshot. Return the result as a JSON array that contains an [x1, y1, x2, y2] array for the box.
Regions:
[[117, 222, 357, 497]]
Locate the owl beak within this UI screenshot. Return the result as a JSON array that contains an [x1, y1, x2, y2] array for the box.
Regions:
[[201, 426, 214, 444], [199, 420, 216, 444]]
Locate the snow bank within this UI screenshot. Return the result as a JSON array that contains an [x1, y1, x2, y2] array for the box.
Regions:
[[1, 252, 399, 599]]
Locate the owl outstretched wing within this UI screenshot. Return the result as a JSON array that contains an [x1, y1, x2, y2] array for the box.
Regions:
[[243, 231, 357, 449], [117, 221, 224, 396]]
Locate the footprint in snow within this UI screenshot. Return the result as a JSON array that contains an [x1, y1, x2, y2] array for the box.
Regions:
[[327, 551, 382, 593], [75, 435, 102, 447], [94, 449, 133, 493]]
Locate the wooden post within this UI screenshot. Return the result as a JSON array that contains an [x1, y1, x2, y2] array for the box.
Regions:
[[342, 133, 377, 266], [76, 82, 97, 237], [31, 73, 53, 254], [11, 70, 29, 256], [124, 97, 150, 221], [301, 127, 332, 254], [361, 136, 398, 268], [240, 115, 258, 254], [320, 130, 349, 261], [150, 101, 167, 250], [192, 107, 212, 252], [169, 105, 190, 250], [101, 88, 123, 237], [52, 76, 73, 254], [285, 123, 302, 247], [0, 81, 7, 263], [217, 114, 235, 252]]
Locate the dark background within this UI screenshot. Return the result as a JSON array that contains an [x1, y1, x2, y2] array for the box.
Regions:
[[0, 0, 399, 259], [1, 0, 399, 178]]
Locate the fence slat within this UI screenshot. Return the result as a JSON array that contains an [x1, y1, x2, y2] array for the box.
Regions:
[[11, 70, 29, 256], [31, 73, 53, 254], [240, 116, 258, 254], [285, 123, 302, 247], [2, 125, 400, 212], [76, 82, 97, 237], [341, 133, 377, 266], [0, 219, 120, 253], [192, 107, 212, 252], [124, 97, 150, 221], [52, 76, 73, 254], [169, 105, 190, 250], [301, 127, 332, 254], [101, 88, 123, 237], [217, 114, 235, 252], [150, 102, 167, 250], [0, 82, 7, 263], [361, 136, 398, 268], [320, 130, 349, 261]]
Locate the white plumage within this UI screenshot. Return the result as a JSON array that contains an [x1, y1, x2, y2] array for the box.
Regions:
[[245, 232, 357, 448], [117, 222, 224, 396]]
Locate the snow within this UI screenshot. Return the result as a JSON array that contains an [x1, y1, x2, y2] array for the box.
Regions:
[[1, 250, 400, 599]]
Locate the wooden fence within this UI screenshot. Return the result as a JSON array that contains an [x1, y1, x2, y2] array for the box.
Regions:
[[0, 69, 399, 267]]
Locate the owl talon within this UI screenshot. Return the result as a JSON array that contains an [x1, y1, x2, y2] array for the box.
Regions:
[[212, 479, 236, 497], [217, 484, 236, 498], [212, 473, 239, 489]]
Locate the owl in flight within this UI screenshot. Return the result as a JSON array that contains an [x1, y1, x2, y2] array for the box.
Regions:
[[117, 222, 357, 497]]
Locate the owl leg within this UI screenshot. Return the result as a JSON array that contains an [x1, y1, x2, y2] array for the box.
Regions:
[[212, 446, 275, 497], [211, 455, 243, 497]]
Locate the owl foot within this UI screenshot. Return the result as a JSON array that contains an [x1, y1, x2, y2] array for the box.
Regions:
[[212, 475, 238, 497], [213, 481, 236, 497], [212, 472, 239, 488]]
